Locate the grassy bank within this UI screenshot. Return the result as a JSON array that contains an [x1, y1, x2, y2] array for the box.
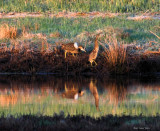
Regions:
[[0, 16, 159, 74], [0, 0, 159, 13]]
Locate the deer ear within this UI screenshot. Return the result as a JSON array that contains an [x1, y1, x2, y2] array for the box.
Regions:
[[74, 42, 78, 49]]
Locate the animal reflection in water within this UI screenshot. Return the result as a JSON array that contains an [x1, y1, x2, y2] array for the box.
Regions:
[[89, 80, 100, 111], [62, 84, 84, 100], [61, 80, 100, 111]]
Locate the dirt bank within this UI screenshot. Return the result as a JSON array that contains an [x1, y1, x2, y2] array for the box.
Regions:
[[0, 48, 160, 75]]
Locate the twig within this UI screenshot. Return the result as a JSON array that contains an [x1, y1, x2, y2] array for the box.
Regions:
[[149, 31, 160, 40]]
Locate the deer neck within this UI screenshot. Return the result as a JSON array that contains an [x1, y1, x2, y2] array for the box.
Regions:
[[94, 37, 99, 49]]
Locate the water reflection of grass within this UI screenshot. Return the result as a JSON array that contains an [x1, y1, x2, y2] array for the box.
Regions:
[[0, 94, 159, 118], [0, 76, 160, 118]]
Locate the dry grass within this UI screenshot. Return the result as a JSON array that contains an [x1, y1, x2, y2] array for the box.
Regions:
[[0, 24, 17, 39], [75, 27, 130, 44], [127, 15, 152, 21], [49, 32, 62, 38], [101, 36, 127, 68]]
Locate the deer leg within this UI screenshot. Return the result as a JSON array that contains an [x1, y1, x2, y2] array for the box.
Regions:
[[90, 60, 93, 66], [65, 52, 67, 58], [93, 60, 97, 66]]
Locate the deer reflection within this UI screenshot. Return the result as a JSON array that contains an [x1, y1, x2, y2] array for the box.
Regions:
[[61, 79, 100, 111], [89, 80, 100, 111], [62, 84, 84, 99], [1, 76, 160, 111]]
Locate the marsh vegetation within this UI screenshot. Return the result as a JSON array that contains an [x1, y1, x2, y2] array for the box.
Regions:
[[0, 16, 159, 74], [0, 1, 160, 130]]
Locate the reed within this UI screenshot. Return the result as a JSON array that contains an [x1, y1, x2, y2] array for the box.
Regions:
[[101, 35, 127, 73]]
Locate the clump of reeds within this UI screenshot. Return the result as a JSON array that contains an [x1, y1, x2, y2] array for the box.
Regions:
[[0, 24, 17, 39], [101, 35, 127, 73]]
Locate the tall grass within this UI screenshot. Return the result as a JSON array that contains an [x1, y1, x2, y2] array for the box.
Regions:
[[100, 35, 127, 73], [103, 36, 126, 67], [0, 24, 18, 39], [0, 0, 159, 13]]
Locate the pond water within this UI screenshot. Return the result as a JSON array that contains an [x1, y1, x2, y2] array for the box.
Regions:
[[0, 75, 160, 117]]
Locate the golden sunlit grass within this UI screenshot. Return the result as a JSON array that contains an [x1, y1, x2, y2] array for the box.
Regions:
[[0, 24, 18, 39], [101, 36, 127, 68]]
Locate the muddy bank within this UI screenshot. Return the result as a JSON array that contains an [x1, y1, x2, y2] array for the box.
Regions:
[[0, 114, 159, 131], [0, 49, 160, 75]]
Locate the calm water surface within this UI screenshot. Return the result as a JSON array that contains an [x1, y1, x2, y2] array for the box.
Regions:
[[0, 75, 160, 117]]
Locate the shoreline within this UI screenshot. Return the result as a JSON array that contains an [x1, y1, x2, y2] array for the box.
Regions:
[[0, 49, 160, 75]]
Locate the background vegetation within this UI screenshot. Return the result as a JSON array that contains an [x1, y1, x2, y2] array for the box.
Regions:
[[0, 0, 159, 13], [0, 17, 159, 43]]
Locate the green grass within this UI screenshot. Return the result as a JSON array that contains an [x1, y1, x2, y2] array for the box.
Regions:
[[0, 0, 159, 13], [0, 16, 159, 44]]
